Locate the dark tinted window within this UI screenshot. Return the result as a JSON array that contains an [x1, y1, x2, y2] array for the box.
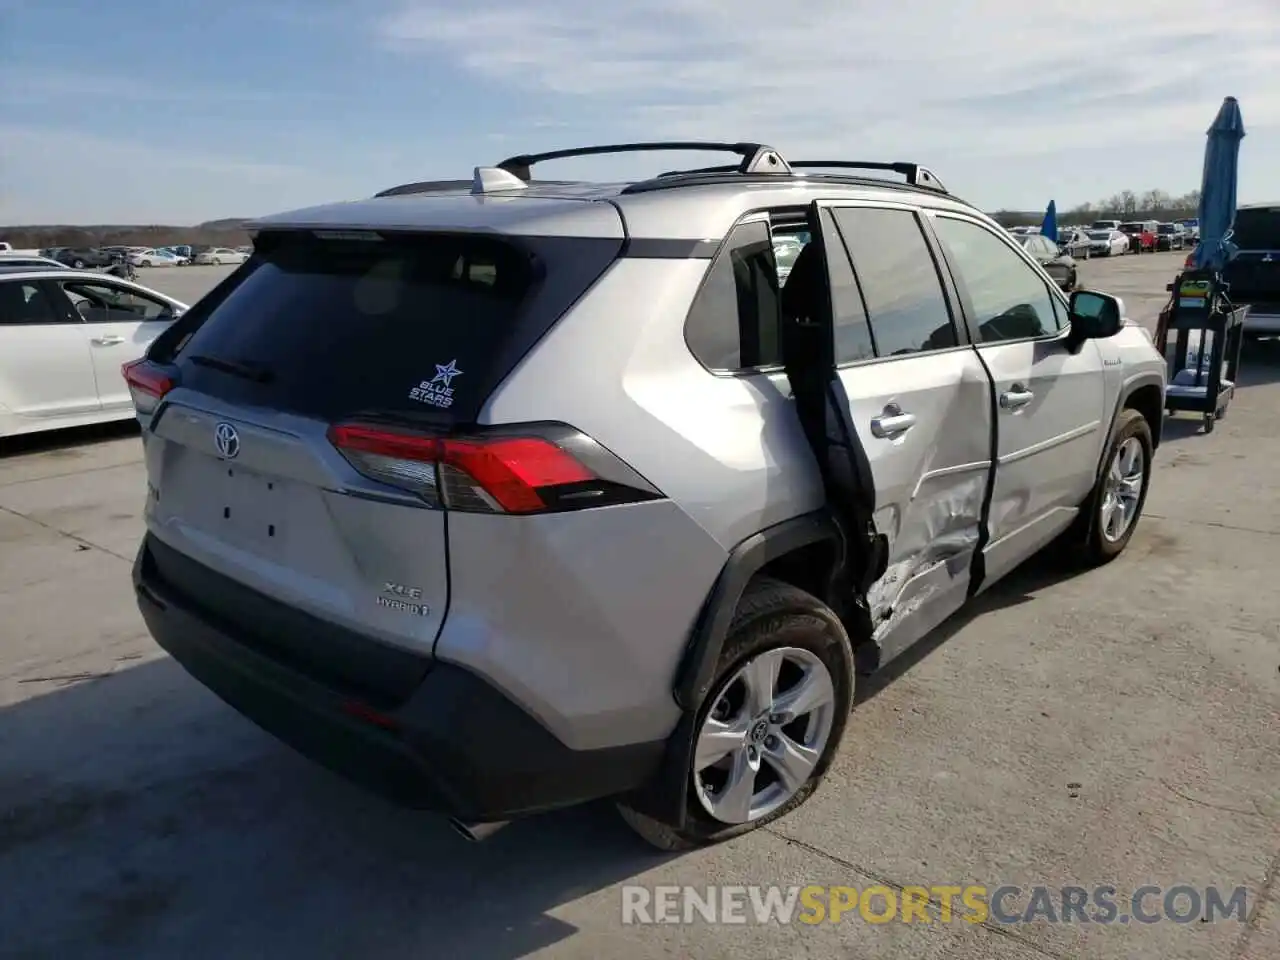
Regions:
[[0, 281, 64, 325], [832, 207, 957, 356], [685, 220, 781, 371], [1232, 207, 1280, 249], [173, 232, 552, 421], [933, 216, 1063, 343]]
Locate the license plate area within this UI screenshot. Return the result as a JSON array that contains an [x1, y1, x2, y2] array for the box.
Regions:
[[214, 461, 289, 551]]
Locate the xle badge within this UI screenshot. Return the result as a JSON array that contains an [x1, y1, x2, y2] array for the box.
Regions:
[[408, 359, 462, 409], [377, 582, 429, 617]]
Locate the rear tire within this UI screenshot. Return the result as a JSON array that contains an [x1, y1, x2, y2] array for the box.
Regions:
[[617, 577, 855, 851]]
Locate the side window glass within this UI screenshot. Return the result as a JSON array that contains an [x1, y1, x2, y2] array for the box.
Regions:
[[685, 220, 781, 371], [821, 216, 875, 364], [0, 281, 63, 326], [932, 217, 1062, 343], [832, 207, 957, 356], [61, 282, 171, 322]]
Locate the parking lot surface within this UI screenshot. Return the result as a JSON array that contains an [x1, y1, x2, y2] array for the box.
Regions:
[[1, 253, 1277, 960]]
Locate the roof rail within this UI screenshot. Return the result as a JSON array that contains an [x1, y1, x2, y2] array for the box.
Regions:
[[496, 141, 791, 181], [788, 161, 947, 193], [374, 179, 473, 198]]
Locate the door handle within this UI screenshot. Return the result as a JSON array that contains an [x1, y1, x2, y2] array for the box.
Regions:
[[869, 411, 917, 438], [91, 335, 124, 346], [999, 385, 1035, 409]]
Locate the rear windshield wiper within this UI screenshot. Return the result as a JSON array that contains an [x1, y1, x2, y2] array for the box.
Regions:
[[189, 354, 275, 384]]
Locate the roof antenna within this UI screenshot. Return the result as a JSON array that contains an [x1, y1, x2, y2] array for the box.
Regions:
[[472, 166, 529, 194]]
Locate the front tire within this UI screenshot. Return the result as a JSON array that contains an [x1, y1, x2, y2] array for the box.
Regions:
[[618, 578, 855, 851], [73, 259, 85, 269], [1073, 409, 1153, 565]]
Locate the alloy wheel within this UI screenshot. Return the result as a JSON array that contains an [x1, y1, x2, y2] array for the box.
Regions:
[[1099, 436, 1144, 542], [692, 646, 836, 824]]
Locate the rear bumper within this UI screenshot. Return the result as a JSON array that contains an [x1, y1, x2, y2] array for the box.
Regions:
[[133, 534, 665, 821]]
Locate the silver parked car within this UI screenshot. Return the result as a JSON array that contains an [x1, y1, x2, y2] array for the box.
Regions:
[[126, 142, 1166, 850]]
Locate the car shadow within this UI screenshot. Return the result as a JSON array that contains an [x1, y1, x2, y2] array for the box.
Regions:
[[0, 420, 139, 459], [0, 657, 676, 960]]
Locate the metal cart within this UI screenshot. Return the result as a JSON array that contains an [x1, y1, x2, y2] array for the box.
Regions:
[[1158, 270, 1248, 433]]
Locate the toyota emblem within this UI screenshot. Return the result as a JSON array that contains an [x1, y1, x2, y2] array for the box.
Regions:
[[214, 422, 240, 459]]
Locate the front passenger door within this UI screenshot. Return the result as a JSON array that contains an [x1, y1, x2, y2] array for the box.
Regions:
[[0, 279, 99, 422], [929, 214, 1107, 588]]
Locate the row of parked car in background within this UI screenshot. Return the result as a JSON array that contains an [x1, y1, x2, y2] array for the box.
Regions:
[[1010, 218, 1198, 259], [996, 218, 1201, 292], [31, 244, 252, 269]]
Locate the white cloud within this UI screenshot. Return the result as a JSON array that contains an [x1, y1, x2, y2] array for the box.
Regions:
[[379, 0, 1280, 206]]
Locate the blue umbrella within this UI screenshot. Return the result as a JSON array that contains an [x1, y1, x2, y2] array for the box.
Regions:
[[1192, 96, 1245, 271], [1040, 200, 1058, 243]]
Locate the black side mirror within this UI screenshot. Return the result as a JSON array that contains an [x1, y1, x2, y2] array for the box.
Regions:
[[1067, 290, 1123, 345]]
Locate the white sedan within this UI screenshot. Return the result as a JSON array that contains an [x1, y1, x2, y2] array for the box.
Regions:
[[194, 247, 249, 265], [0, 268, 186, 439], [0, 254, 69, 270], [129, 248, 182, 268], [1085, 229, 1130, 257]]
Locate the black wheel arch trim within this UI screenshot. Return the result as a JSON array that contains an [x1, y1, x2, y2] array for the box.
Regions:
[[624, 511, 843, 830], [672, 510, 841, 712], [1096, 372, 1165, 483]]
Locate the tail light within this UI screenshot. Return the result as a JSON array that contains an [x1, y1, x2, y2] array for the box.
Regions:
[[122, 360, 175, 415], [327, 422, 655, 514]]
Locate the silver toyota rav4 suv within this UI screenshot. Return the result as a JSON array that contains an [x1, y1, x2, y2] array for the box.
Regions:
[[126, 142, 1166, 849]]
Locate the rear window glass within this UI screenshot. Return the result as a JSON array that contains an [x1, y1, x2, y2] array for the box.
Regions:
[[1232, 208, 1280, 249], [172, 232, 540, 421]]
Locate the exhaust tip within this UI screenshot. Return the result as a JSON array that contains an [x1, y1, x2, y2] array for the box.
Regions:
[[449, 818, 510, 842]]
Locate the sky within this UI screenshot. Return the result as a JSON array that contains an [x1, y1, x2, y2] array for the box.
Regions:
[[2, 0, 1279, 224]]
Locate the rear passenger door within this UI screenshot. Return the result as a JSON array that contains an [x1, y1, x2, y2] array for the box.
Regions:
[[814, 202, 995, 664], [928, 213, 1106, 588]]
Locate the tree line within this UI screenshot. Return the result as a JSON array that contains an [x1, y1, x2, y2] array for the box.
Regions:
[[0, 222, 253, 251], [993, 188, 1202, 228]]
